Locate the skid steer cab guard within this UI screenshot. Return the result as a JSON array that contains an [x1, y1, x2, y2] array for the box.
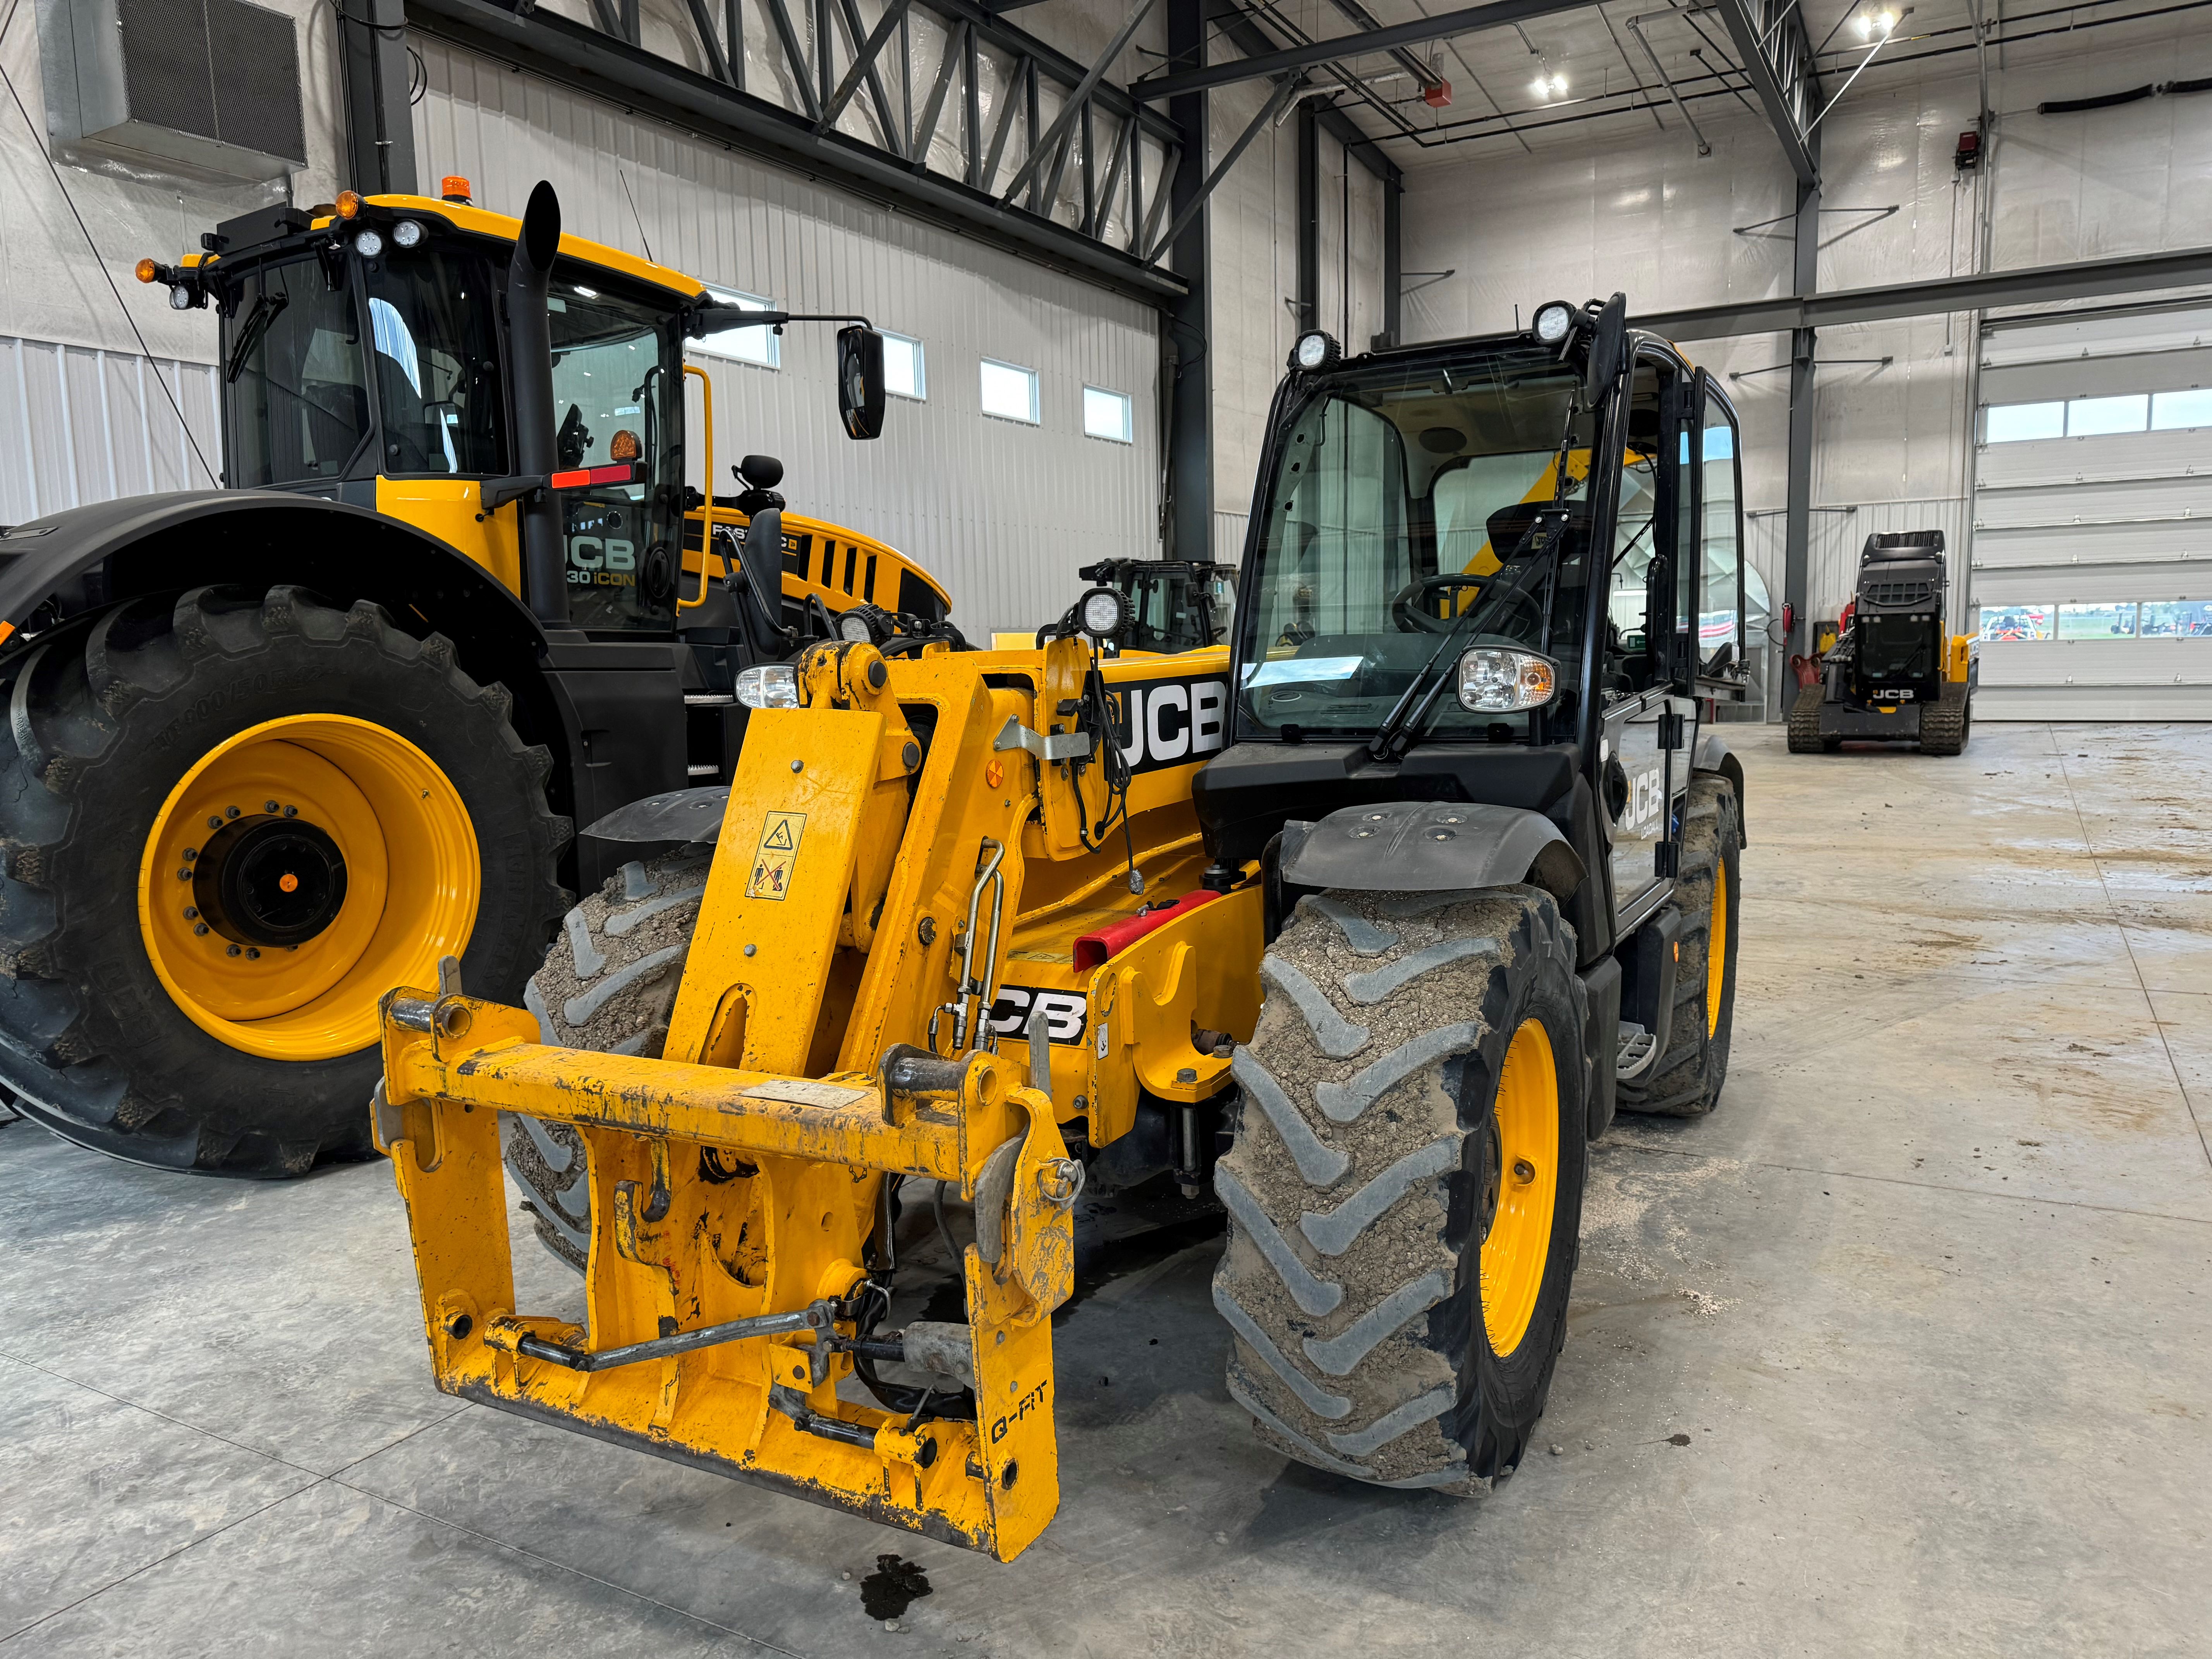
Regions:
[[375, 633, 1260, 1559]]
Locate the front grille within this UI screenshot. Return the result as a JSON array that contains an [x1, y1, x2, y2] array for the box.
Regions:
[[1865, 580, 1937, 607]]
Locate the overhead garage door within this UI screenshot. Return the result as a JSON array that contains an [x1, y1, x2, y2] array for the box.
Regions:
[[1971, 304, 2212, 720]]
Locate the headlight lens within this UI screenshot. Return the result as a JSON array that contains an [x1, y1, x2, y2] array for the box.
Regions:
[[1456, 647, 1557, 712], [836, 610, 875, 644], [736, 665, 801, 709], [1532, 301, 1575, 344], [1291, 331, 1339, 371], [391, 218, 424, 249], [168, 285, 194, 310], [354, 227, 385, 259], [1078, 586, 1125, 639]]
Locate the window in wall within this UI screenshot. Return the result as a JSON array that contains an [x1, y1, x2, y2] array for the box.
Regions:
[[981, 358, 1039, 424], [1083, 385, 1133, 443], [692, 286, 780, 368], [2142, 600, 2212, 636], [1979, 605, 2052, 641], [2065, 394, 2148, 437], [1985, 402, 2064, 443], [881, 331, 925, 400], [2152, 387, 2212, 429], [2057, 601, 2139, 638]]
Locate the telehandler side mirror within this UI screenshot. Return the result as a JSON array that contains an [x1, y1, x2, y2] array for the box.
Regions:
[[839, 326, 887, 440], [1582, 291, 1627, 409]]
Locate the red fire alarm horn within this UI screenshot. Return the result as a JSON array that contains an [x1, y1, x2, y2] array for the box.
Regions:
[[1423, 79, 1453, 108], [1953, 130, 1982, 172]]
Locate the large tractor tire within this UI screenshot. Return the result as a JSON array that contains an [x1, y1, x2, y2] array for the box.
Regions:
[[1786, 684, 1837, 753], [0, 585, 568, 1175], [503, 846, 711, 1269], [1213, 886, 1588, 1491], [1918, 680, 1971, 755], [1617, 774, 1741, 1118]]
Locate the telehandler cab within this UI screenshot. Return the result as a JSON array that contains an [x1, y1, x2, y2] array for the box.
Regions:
[[0, 179, 943, 1176], [376, 293, 1751, 1560]]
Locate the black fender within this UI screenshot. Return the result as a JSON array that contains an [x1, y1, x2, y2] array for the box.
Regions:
[[1690, 730, 1747, 845], [0, 491, 686, 889], [1278, 800, 1587, 906]]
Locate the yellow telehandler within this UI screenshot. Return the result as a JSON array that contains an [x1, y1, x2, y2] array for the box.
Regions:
[[375, 295, 1751, 1559]]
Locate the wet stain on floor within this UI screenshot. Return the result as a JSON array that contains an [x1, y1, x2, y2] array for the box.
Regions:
[[859, 1553, 932, 1621]]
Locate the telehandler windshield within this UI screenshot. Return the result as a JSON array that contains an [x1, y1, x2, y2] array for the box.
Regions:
[[1235, 342, 1605, 744]]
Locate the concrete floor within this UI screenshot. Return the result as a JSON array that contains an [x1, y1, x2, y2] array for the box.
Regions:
[[3, 721, 2209, 1657]]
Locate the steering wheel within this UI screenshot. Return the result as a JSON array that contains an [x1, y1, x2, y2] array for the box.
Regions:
[[1391, 572, 1545, 639], [1392, 573, 1491, 634]]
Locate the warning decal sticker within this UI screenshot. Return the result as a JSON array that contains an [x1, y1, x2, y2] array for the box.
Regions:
[[745, 810, 806, 900]]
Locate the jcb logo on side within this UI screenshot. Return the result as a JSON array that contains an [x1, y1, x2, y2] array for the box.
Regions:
[[1627, 768, 1665, 832], [1104, 673, 1230, 776], [986, 986, 1086, 1044]]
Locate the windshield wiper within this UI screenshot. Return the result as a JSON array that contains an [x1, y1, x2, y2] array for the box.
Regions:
[[1366, 601, 1488, 763], [225, 291, 288, 384]]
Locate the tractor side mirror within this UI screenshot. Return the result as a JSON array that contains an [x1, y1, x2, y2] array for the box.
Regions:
[[1582, 291, 1627, 408], [838, 326, 886, 441]]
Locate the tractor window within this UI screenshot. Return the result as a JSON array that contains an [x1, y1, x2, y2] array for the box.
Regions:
[[1604, 364, 1664, 691], [546, 272, 683, 630], [1237, 346, 1592, 742], [223, 258, 373, 486], [1699, 398, 1743, 671], [362, 247, 508, 476]]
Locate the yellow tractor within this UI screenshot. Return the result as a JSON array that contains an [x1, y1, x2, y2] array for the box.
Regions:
[[0, 180, 945, 1176], [376, 294, 1750, 1558]]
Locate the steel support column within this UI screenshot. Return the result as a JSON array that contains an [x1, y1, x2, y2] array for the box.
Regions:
[[340, 0, 419, 194], [1381, 165, 1400, 349], [1296, 98, 1319, 332], [1164, 0, 1211, 560], [1782, 173, 1819, 716]]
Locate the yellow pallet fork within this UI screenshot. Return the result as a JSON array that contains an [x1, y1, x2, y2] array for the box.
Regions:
[[375, 633, 1258, 1559]]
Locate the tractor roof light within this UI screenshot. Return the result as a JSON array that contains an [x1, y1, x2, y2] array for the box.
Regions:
[[353, 227, 385, 260], [1532, 300, 1577, 345], [440, 175, 473, 204], [391, 218, 424, 249], [1290, 330, 1340, 373]]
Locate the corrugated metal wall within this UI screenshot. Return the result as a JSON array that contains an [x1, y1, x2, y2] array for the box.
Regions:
[[0, 337, 221, 524], [411, 33, 1161, 639]]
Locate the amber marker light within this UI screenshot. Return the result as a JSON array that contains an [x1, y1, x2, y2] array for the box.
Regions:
[[335, 191, 362, 219], [135, 258, 160, 283]]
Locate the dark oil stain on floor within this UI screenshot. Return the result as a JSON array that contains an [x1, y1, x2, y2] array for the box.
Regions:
[[860, 1553, 933, 1620]]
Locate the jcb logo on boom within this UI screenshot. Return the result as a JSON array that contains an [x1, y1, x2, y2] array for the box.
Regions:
[[1106, 674, 1230, 776], [986, 986, 1087, 1045]]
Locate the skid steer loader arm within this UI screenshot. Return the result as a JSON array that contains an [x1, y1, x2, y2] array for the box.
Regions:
[[373, 641, 1086, 1561]]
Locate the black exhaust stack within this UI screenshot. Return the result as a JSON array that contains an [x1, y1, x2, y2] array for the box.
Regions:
[[508, 181, 569, 626]]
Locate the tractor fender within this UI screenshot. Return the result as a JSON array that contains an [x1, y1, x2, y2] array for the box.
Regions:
[[1691, 730, 1747, 846], [0, 489, 586, 832], [1278, 800, 1587, 907]]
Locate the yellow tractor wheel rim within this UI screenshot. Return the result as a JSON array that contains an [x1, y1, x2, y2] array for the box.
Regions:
[[1479, 1016, 1559, 1357], [1707, 858, 1728, 1038], [136, 715, 479, 1061]]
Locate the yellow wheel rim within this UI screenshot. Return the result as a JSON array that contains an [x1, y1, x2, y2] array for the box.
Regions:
[[1706, 858, 1728, 1038], [1478, 1016, 1559, 1357], [136, 715, 479, 1061]]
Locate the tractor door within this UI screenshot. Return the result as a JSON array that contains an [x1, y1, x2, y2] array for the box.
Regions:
[[1599, 354, 1693, 931]]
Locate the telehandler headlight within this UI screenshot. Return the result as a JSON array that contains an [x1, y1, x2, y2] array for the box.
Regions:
[[836, 610, 876, 644], [1077, 586, 1127, 640], [1456, 646, 1557, 712], [1291, 330, 1340, 372], [736, 665, 801, 709], [354, 227, 385, 259], [391, 218, 424, 249], [1532, 301, 1576, 344], [168, 285, 196, 311]]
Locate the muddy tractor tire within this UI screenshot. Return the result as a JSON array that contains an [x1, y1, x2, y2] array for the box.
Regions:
[[503, 846, 713, 1269], [1212, 886, 1589, 1491], [0, 585, 568, 1175], [1617, 775, 1741, 1118]]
